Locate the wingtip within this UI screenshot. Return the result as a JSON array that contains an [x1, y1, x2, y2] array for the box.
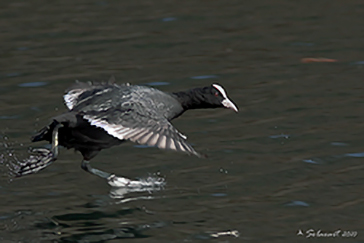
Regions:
[[195, 152, 207, 158]]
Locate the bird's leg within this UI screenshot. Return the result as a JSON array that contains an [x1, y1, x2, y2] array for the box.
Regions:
[[80, 160, 167, 188], [16, 123, 63, 176], [80, 160, 114, 179], [80, 160, 133, 187], [51, 123, 62, 158]]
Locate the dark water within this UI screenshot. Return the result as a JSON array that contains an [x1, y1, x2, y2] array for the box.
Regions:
[[1, 0, 364, 242]]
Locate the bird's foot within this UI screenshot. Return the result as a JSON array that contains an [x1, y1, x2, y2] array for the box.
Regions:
[[107, 174, 131, 187], [14, 148, 55, 176]]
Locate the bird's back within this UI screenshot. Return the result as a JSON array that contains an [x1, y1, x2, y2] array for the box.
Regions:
[[65, 82, 184, 121]]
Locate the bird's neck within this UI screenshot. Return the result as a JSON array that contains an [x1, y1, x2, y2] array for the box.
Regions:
[[172, 87, 214, 111]]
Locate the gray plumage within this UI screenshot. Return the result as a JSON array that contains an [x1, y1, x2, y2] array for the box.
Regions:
[[64, 82, 198, 156]]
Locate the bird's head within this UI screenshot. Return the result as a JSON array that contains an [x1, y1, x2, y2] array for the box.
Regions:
[[203, 84, 238, 112]]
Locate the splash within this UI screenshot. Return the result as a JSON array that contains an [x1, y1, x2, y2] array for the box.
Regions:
[[109, 174, 166, 201], [108, 174, 165, 188], [0, 135, 24, 181]]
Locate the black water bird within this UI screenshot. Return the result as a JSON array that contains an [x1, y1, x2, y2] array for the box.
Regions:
[[16, 80, 238, 182]]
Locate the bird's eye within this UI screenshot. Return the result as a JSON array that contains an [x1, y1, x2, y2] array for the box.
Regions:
[[214, 92, 219, 97]]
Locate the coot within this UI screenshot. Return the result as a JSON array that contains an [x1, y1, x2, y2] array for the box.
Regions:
[[16, 80, 238, 182]]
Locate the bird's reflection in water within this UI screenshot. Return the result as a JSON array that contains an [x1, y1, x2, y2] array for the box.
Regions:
[[36, 182, 166, 242], [38, 210, 168, 242]]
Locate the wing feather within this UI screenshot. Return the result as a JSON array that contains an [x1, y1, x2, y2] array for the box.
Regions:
[[66, 82, 200, 157], [83, 114, 200, 157]]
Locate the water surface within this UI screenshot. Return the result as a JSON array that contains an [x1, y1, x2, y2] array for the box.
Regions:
[[1, 0, 364, 242]]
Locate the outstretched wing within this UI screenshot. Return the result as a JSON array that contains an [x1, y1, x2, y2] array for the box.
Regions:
[[83, 112, 200, 157], [64, 82, 200, 157]]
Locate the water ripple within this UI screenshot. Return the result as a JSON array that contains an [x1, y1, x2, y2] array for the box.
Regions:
[[285, 200, 310, 207], [144, 81, 170, 86], [302, 158, 321, 164], [331, 142, 348, 146], [351, 61, 364, 65], [161, 17, 177, 22], [191, 75, 218, 80], [344, 152, 364, 158], [6, 72, 22, 77], [269, 133, 290, 139], [18, 82, 48, 87]]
